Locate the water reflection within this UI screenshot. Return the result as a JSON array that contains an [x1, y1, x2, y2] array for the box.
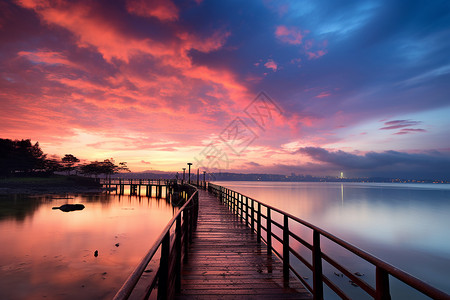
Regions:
[[216, 181, 450, 298], [0, 192, 176, 300]]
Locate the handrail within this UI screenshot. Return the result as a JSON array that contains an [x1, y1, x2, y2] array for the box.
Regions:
[[208, 183, 450, 300], [113, 184, 198, 300]]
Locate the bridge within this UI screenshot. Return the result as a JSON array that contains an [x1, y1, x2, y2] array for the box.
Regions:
[[107, 180, 450, 300]]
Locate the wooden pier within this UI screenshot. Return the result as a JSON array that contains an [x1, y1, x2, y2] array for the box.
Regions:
[[176, 190, 311, 299], [101, 179, 175, 197]]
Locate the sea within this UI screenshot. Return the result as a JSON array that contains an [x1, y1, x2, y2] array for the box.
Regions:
[[214, 181, 450, 299], [0, 182, 449, 299]]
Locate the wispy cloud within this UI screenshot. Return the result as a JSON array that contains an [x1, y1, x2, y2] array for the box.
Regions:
[[380, 119, 426, 135]]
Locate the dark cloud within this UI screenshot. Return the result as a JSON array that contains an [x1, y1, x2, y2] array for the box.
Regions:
[[245, 161, 262, 167], [296, 147, 450, 179]]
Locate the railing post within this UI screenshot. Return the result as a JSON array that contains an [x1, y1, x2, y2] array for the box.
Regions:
[[232, 191, 235, 213], [257, 202, 261, 243], [245, 197, 249, 226], [194, 191, 199, 229], [376, 267, 391, 300], [283, 215, 290, 279], [267, 208, 272, 251], [251, 199, 255, 233], [238, 194, 242, 220], [312, 230, 324, 300], [158, 231, 170, 300], [183, 209, 189, 263], [175, 215, 182, 292]]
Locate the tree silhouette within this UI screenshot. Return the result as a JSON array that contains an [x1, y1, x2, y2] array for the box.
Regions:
[[61, 154, 80, 175], [0, 139, 47, 176], [78, 159, 130, 178]]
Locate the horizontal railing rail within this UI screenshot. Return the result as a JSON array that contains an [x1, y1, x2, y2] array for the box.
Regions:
[[113, 184, 198, 300], [208, 183, 450, 300]]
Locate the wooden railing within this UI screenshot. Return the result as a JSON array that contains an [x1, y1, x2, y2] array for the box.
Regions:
[[99, 178, 177, 186], [208, 183, 450, 300], [113, 184, 198, 300]]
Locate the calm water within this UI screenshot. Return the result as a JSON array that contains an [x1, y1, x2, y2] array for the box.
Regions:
[[0, 189, 176, 300], [214, 181, 450, 299]]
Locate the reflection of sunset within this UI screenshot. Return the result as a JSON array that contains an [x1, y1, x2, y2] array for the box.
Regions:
[[0, 194, 175, 300]]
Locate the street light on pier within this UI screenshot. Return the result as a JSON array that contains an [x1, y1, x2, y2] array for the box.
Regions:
[[187, 163, 192, 184]]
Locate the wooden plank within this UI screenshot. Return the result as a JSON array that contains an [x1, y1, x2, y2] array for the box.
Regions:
[[175, 190, 311, 300]]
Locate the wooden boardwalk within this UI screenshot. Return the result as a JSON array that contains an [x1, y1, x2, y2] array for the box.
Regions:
[[176, 190, 312, 300]]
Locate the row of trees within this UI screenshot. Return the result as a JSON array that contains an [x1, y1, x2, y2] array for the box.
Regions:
[[0, 138, 130, 177]]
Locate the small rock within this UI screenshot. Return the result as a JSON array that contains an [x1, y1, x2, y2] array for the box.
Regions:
[[115, 243, 120, 247], [94, 250, 98, 257]]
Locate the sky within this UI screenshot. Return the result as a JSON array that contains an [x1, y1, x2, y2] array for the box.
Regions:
[[1, 0, 450, 179]]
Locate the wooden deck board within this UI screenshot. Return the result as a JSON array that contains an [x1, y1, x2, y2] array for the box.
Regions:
[[176, 190, 311, 299]]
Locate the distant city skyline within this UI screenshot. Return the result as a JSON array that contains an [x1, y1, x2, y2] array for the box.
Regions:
[[1, 0, 449, 179]]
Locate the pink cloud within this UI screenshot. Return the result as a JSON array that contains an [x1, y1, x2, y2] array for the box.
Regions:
[[315, 91, 331, 98], [126, 0, 179, 21], [275, 25, 306, 45], [264, 59, 278, 71], [306, 49, 327, 60]]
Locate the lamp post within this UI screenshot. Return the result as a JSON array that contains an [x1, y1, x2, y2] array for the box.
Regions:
[[187, 163, 192, 184], [203, 171, 206, 189], [197, 168, 199, 186], [182, 168, 186, 182]]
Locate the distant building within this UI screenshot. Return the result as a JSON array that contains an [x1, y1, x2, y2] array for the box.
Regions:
[[340, 172, 344, 179]]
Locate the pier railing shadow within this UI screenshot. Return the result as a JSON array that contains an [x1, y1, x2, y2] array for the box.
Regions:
[[208, 183, 450, 300], [112, 183, 198, 300]]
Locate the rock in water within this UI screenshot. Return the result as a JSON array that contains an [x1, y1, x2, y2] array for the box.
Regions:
[[94, 250, 98, 257], [52, 204, 85, 212]]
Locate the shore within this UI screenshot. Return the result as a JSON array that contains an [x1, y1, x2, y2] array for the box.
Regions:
[[0, 175, 106, 195]]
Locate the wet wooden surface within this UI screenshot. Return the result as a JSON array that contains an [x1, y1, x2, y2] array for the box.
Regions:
[[176, 190, 312, 299]]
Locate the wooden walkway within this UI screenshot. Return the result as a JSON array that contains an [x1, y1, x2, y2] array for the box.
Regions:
[[176, 190, 312, 299]]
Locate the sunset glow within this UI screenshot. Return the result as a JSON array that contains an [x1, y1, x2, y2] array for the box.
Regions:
[[1, 0, 449, 178]]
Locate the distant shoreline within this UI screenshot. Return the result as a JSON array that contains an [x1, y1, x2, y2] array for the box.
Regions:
[[0, 175, 105, 195]]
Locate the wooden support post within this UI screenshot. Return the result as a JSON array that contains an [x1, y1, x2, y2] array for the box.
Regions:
[[257, 202, 261, 243], [267, 208, 272, 252], [158, 231, 170, 300], [283, 215, 290, 280], [376, 267, 391, 300], [312, 230, 324, 300]]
